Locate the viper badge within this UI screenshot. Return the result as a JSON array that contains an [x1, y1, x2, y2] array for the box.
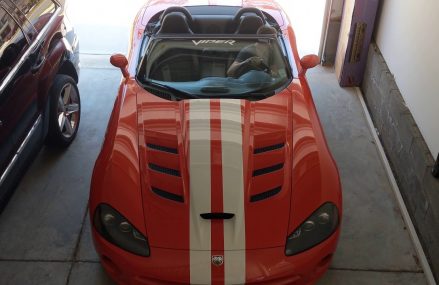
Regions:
[[211, 255, 224, 267]]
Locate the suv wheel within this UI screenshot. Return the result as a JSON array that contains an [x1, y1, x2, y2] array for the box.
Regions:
[[46, 75, 81, 147]]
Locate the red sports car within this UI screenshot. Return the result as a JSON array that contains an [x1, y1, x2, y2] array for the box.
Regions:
[[90, 0, 342, 284]]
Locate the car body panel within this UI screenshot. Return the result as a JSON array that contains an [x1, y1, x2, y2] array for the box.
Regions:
[[135, 86, 293, 251], [91, 81, 147, 236], [90, 0, 342, 283], [93, 226, 339, 284]]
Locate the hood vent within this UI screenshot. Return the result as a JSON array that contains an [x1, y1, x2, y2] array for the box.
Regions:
[[144, 85, 173, 101], [250, 139, 286, 203], [147, 143, 178, 154], [145, 138, 183, 204], [254, 143, 285, 154], [152, 187, 184, 203], [149, 163, 181, 177], [200, 213, 235, 220], [253, 163, 284, 177], [250, 186, 282, 202]]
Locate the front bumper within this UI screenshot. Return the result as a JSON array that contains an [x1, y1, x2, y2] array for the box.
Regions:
[[92, 228, 340, 285]]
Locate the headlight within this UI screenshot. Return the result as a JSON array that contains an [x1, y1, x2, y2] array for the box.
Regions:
[[93, 204, 150, 257], [285, 203, 339, 256]]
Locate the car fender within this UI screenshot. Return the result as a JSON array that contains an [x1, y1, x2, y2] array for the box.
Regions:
[[35, 33, 67, 136], [90, 80, 147, 237]]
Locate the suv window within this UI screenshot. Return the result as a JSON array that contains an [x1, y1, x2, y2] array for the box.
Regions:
[[0, 7, 28, 83], [19, 0, 57, 33], [2, 0, 57, 40]]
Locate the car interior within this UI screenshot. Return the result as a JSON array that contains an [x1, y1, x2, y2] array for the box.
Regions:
[[146, 6, 280, 35], [147, 41, 242, 82]]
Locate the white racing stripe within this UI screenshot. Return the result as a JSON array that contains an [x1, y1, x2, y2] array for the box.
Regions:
[[189, 100, 212, 284], [220, 100, 246, 284]]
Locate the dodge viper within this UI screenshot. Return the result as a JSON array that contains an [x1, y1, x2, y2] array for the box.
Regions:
[[90, 0, 342, 284]]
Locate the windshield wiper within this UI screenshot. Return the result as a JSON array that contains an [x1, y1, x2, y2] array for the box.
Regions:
[[138, 79, 200, 101]]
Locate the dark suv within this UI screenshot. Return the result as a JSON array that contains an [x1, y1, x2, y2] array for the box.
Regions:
[[0, 0, 80, 210]]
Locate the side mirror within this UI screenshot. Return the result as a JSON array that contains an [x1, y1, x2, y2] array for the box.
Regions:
[[300, 54, 320, 75], [110, 54, 130, 79]]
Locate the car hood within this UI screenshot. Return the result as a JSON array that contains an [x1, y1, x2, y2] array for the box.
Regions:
[[136, 80, 324, 250]]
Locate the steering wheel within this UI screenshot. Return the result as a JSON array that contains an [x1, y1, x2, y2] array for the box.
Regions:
[[160, 6, 194, 26], [232, 7, 266, 25]]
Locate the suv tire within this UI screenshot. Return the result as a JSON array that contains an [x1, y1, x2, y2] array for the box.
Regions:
[[46, 75, 81, 147]]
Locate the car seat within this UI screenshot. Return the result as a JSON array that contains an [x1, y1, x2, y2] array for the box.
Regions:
[[157, 12, 194, 34]]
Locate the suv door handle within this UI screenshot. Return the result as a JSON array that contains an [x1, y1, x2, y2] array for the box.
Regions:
[[31, 56, 46, 74]]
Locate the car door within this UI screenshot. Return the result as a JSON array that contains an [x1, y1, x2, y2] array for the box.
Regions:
[[0, 4, 41, 185]]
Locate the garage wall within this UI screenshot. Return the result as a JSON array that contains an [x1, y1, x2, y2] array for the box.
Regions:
[[361, 0, 439, 280], [321, 0, 344, 65], [375, 0, 439, 157]]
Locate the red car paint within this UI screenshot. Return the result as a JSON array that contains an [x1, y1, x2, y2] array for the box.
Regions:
[[90, 0, 342, 284]]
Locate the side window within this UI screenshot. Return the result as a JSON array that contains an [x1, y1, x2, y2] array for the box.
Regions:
[[3, 0, 57, 40], [138, 36, 150, 65], [20, 0, 57, 33], [278, 36, 287, 57], [0, 8, 28, 83]]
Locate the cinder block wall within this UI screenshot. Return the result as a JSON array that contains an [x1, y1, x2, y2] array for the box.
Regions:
[[362, 43, 439, 280]]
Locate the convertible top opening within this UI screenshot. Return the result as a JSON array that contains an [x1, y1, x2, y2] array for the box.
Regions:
[[137, 7, 292, 100], [144, 5, 282, 35]]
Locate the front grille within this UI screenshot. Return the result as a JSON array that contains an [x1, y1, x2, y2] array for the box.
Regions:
[[152, 187, 184, 203], [250, 187, 282, 202], [252, 163, 284, 177], [149, 163, 181, 177]]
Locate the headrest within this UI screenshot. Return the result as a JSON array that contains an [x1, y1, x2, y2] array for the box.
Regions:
[[235, 15, 264, 34], [158, 12, 193, 34]]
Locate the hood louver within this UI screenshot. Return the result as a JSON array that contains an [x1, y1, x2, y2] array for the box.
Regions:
[[147, 143, 178, 154], [152, 187, 184, 203], [250, 186, 282, 202], [252, 163, 284, 177], [253, 143, 285, 154], [250, 140, 286, 202], [149, 163, 181, 177], [145, 140, 184, 204]]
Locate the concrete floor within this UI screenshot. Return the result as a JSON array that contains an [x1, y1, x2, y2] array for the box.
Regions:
[[0, 56, 429, 284], [309, 68, 428, 284]]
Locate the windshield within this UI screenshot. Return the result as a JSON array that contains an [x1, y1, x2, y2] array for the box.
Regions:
[[137, 36, 292, 100]]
